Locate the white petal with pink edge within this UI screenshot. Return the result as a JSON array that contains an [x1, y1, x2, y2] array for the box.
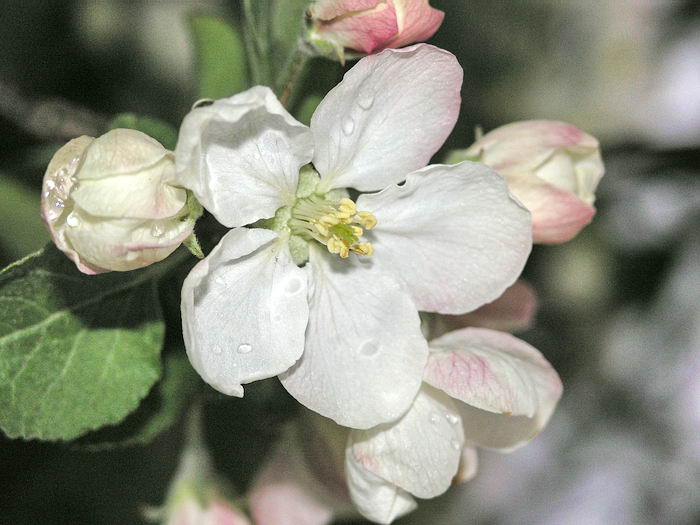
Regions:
[[424, 327, 562, 451], [357, 162, 532, 314], [311, 44, 461, 192], [348, 385, 464, 499]]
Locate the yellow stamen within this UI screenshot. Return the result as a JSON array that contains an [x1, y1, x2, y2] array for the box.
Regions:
[[289, 194, 377, 259]]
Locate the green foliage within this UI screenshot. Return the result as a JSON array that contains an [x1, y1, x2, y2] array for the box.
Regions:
[[270, 0, 311, 72], [0, 173, 49, 261], [108, 113, 179, 150], [295, 94, 322, 125], [0, 246, 165, 441], [189, 14, 249, 100], [75, 353, 200, 450]]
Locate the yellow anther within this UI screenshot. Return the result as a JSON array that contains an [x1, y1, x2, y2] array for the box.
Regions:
[[339, 198, 357, 215], [290, 194, 376, 260], [352, 242, 374, 256], [357, 211, 377, 229]]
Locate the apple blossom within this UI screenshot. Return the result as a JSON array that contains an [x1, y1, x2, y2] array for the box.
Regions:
[[176, 44, 532, 429], [449, 120, 605, 244], [41, 128, 196, 274], [306, 0, 444, 59], [250, 327, 562, 524]]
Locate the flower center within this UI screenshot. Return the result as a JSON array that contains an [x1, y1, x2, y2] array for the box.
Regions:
[[289, 195, 376, 258]]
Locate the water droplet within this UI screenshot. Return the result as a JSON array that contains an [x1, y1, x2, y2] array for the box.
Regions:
[[451, 439, 461, 451], [66, 212, 80, 228], [445, 413, 459, 425], [45, 179, 56, 191], [71, 156, 80, 165], [342, 116, 355, 135], [429, 412, 440, 424], [286, 278, 302, 294], [57, 167, 68, 177], [213, 344, 223, 355], [237, 343, 252, 354], [358, 89, 375, 109], [54, 198, 65, 209], [150, 224, 164, 237], [359, 340, 379, 357]]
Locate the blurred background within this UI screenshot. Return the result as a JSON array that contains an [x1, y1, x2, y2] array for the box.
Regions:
[[1, 1, 699, 524]]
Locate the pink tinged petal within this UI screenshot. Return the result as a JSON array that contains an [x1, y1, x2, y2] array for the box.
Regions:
[[249, 423, 343, 525], [384, 0, 444, 50], [507, 175, 596, 244], [181, 228, 309, 397], [466, 120, 590, 175], [41, 135, 104, 274], [454, 446, 479, 484], [280, 245, 428, 429], [349, 385, 464, 499], [345, 447, 417, 524], [174, 86, 313, 228], [311, 44, 462, 192], [357, 162, 532, 315], [424, 328, 563, 451], [207, 501, 252, 525], [309, 0, 383, 21], [439, 280, 538, 334], [78, 128, 169, 179], [314, 3, 399, 55]]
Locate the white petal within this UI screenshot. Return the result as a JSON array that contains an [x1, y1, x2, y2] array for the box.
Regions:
[[349, 385, 464, 499], [175, 86, 314, 227], [357, 162, 532, 314], [280, 246, 427, 429], [424, 328, 563, 451], [454, 446, 479, 484], [181, 228, 308, 396], [311, 44, 461, 192], [345, 446, 417, 525]]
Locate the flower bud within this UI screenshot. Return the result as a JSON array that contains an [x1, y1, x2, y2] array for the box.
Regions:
[[452, 121, 605, 244], [306, 0, 444, 60], [41, 129, 195, 273]]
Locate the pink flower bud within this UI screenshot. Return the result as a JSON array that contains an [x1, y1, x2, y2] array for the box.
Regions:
[[459, 121, 605, 244], [41, 129, 195, 273], [307, 0, 444, 58], [165, 497, 251, 525]]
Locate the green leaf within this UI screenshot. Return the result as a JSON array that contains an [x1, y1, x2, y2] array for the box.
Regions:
[[0, 173, 49, 261], [74, 352, 200, 450], [189, 14, 249, 99], [108, 113, 178, 150], [0, 245, 165, 441]]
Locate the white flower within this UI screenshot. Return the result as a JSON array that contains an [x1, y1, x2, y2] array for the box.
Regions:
[[249, 328, 562, 524], [41, 129, 194, 273], [175, 44, 532, 429]]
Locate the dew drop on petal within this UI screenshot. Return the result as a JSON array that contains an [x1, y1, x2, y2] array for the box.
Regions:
[[358, 88, 375, 110], [212, 344, 223, 355], [54, 198, 65, 209], [45, 179, 56, 191], [445, 413, 459, 425], [150, 224, 164, 237], [359, 340, 379, 357], [237, 343, 252, 354], [429, 412, 440, 424], [285, 277, 302, 294], [451, 439, 461, 451], [66, 212, 80, 228], [342, 116, 355, 135]]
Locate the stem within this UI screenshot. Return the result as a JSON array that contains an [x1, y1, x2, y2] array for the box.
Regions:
[[278, 43, 310, 108], [242, 0, 272, 86]]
